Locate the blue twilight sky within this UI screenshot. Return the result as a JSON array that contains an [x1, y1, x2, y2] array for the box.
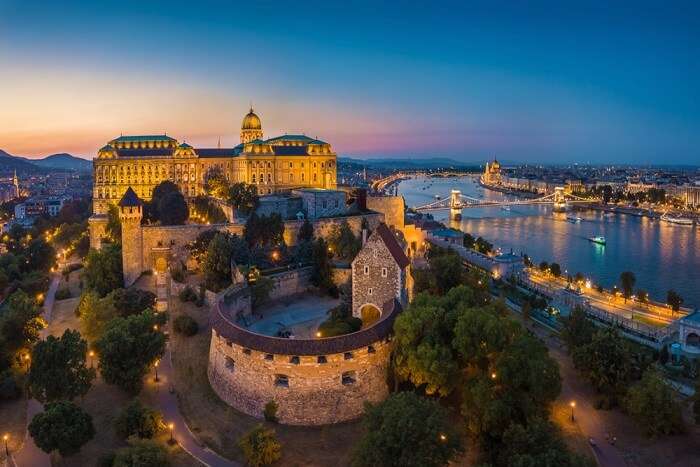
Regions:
[[0, 0, 699, 164]]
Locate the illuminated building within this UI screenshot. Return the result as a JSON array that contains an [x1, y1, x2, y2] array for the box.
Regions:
[[91, 107, 337, 215], [481, 157, 502, 185]]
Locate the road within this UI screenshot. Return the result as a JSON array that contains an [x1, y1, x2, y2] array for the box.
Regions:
[[9, 274, 59, 467]]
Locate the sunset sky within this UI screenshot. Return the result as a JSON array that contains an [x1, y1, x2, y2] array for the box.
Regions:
[[1, 1, 698, 164]]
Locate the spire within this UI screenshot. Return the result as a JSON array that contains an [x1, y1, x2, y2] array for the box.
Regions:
[[217, 137, 221, 149]]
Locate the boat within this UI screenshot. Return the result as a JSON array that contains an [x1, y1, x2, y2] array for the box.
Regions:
[[588, 235, 606, 245], [500, 206, 511, 211], [566, 215, 583, 223], [661, 215, 694, 226]]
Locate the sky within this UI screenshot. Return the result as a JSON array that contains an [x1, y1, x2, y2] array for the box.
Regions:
[[1, 0, 699, 164]]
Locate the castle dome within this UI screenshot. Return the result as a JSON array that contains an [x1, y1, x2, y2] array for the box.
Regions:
[[241, 108, 262, 130]]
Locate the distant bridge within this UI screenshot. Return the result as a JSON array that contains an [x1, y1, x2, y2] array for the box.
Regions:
[[413, 187, 598, 219]]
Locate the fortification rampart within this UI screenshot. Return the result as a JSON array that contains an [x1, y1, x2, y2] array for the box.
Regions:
[[207, 299, 399, 425]]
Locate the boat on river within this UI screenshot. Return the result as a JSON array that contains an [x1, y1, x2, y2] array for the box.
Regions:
[[567, 215, 583, 223], [661, 215, 694, 226], [588, 235, 606, 245]]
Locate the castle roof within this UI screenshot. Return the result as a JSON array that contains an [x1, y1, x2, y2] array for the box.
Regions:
[[111, 135, 176, 143], [265, 134, 327, 145], [375, 223, 410, 269], [118, 187, 142, 207]]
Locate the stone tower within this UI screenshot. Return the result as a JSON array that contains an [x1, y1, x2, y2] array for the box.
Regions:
[[118, 187, 144, 287]]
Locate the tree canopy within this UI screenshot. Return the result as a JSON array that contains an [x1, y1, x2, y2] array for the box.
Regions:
[[352, 392, 463, 467], [328, 220, 361, 260], [0, 289, 44, 366], [115, 399, 163, 439], [238, 424, 282, 467], [158, 190, 189, 225], [620, 271, 636, 302], [113, 438, 169, 467], [95, 311, 166, 394], [28, 400, 95, 456], [625, 370, 685, 438], [28, 329, 95, 403], [203, 232, 234, 292], [560, 306, 596, 351], [227, 182, 259, 215], [83, 244, 123, 297]]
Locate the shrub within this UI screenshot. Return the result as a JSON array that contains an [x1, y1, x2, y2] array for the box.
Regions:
[[113, 438, 169, 467], [55, 287, 72, 300], [115, 399, 163, 439], [173, 314, 198, 336], [238, 424, 282, 467], [178, 286, 197, 303], [263, 400, 278, 423]]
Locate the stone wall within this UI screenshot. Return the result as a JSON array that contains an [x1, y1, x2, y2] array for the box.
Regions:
[[265, 267, 313, 302], [366, 195, 405, 230], [351, 232, 402, 319], [283, 212, 383, 246], [208, 331, 390, 425]]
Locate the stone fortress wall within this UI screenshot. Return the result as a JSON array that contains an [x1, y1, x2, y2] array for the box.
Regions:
[[207, 298, 398, 425]]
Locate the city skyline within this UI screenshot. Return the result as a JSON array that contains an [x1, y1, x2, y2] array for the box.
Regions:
[[1, 1, 699, 164]]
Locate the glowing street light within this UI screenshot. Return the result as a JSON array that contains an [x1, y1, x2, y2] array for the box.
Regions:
[[168, 423, 175, 444], [154, 360, 160, 382], [570, 401, 576, 421], [439, 433, 447, 442], [3, 433, 8, 456], [491, 372, 497, 380], [88, 350, 95, 368]]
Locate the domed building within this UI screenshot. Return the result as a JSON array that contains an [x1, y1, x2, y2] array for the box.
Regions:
[[481, 156, 502, 185], [240, 107, 263, 143], [90, 107, 338, 218]]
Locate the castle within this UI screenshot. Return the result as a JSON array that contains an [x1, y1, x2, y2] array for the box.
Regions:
[[481, 157, 502, 185], [91, 107, 337, 216]]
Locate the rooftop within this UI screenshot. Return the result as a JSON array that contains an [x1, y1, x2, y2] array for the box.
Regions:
[[110, 135, 177, 142]]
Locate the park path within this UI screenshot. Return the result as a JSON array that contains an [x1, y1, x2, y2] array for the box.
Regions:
[[8, 274, 60, 467], [151, 273, 239, 467]]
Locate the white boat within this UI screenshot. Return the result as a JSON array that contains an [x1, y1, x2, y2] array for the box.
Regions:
[[588, 235, 606, 245], [566, 215, 583, 223], [501, 206, 511, 211], [661, 213, 694, 225]]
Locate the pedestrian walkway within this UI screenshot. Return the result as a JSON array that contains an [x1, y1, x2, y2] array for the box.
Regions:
[[9, 275, 59, 467]]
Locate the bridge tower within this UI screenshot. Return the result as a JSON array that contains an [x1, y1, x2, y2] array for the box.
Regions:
[[553, 186, 567, 212], [450, 189, 462, 221]]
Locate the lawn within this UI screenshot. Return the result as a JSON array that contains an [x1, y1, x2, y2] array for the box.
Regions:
[[168, 295, 366, 466]]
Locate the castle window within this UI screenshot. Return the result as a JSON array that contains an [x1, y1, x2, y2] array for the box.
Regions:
[[322, 200, 327, 209], [243, 348, 252, 355], [317, 356, 327, 364], [368, 287, 373, 295], [289, 174, 293, 182], [342, 371, 356, 385], [301, 173, 304, 181], [225, 357, 235, 372], [367, 345, 376, 354], [290, 356, 300, 365], [226, 340, 232, 347], [265, 354, 274, 361], [344, 352, 353, 360], [335, 200, 339, 208], [364, 265, 369, 275], [289, 162, 293, 168], [275, 374, 289, 388], [381, 267, 388, 278]]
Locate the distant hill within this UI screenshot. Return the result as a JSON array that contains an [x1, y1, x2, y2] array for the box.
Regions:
[[0, 149, 91, 174], [31, 153, 92, 171], [339, 156, 481, 170]]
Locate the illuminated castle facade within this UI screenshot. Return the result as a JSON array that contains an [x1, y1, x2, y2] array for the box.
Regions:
[[91, 108, 337, 215]]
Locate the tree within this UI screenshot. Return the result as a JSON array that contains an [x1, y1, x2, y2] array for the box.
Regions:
[[549, 262, 562, 278], [204, 166, 229, 198], [108, 288, 156, 317], [202, 232, 233, 292], [328, 220, 361, 260], [311, 238, 335, 294], [625, 370, 684, 438], [238, 424, 282, 467], [115, 399, 163, 439], [28, 329, 95, 403], [572, 327, 632, 406], [250, 274, 274, 309], [173, 314, 199, 336], [560, 306, 595, 352], [95, 311, 166, 394], [0, 290, 44, 360], [113, 438, 169, 467], [25, 238, 55, 272], [158, 191, 188, 225], [498, 417, 593, 467], [351, 392, 462, 467], [667, 289, 683, 314], [227, 182, 258, 215], [244, 212, 284, 248], [28, 401, 95, 456], [636, 289, 649, 305], [191, 195, 227, 223], [106, 204, 122, 242], [619, 271, 636, 302], [538, 261, 548, 273], [83, 244, 123, 296], [77, 291, 118, 341], [298, 218, 314, 243]]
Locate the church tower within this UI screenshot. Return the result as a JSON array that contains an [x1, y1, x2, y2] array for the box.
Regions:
[[118, 187, 144, 287], [240, 107, 263, 144], [12, 170, 19, 198]]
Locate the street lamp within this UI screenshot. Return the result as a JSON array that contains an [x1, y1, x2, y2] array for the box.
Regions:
[[154, 360, 160, 382], [3, 433, 8, 456], [439, 433, 447, 442], [491, 372, 497, 380], [168, 423, 175, 444], [570, 401, 576, 421], [88, 350, 95, 368], [23, 354, 30, 372]]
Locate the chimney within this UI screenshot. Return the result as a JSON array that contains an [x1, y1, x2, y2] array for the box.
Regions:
[[362, 228, 368, 246]]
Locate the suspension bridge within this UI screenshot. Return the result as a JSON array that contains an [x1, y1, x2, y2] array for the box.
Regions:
[[413, 187, 598, 220]]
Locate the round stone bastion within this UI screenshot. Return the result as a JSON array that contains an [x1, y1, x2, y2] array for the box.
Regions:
[[207, 298, 400, 426]]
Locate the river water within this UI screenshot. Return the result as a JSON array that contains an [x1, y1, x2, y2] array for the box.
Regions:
[[398, 175, 700, 308]]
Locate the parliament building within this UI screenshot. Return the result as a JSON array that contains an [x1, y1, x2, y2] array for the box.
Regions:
[[92, 108, 337, 215]]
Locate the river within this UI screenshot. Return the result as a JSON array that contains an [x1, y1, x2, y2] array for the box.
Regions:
[[398, 175, 700, 308]]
